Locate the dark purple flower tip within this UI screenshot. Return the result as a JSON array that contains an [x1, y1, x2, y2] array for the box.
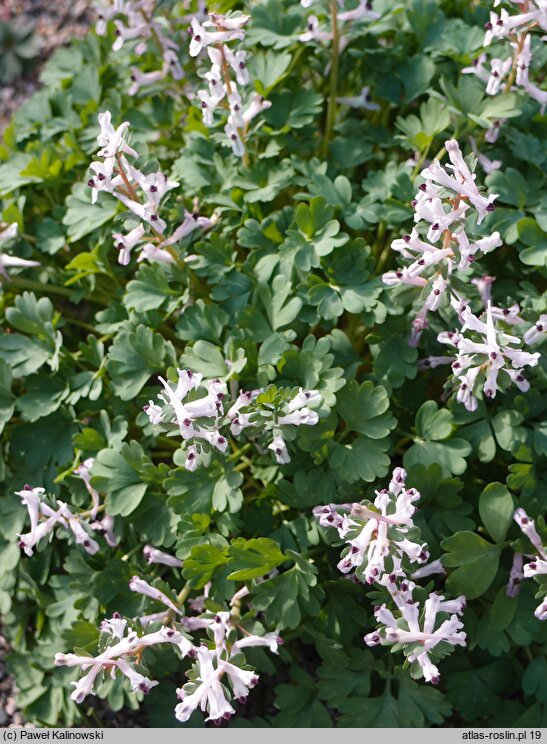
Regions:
[[151, 214, 159, 221], [431, 222, 440, 231], [166, 629, 175, 637], [183, 418, 192, 426], [537, 323, 544, 331], [372, 634, 380, 643], [403, 234, 411, 242], [486, 203, 496, 212], [87, 178, 95, 188], [401, 582, 408, 592], [460, 383, 468, 391], [150, 185, 158, 192], [490, 352, 497, 360], [351, 546, 359, 554], [529, 562, 537, 570], [431, 676, 440, 685], [411, 199, 417, 207], [516, 375, 524, 382], [138, 682, 150, 693], [484, 22, 492, 29], [485, 389, 494, 398], [223, 712, 232, 721], [238, 696, 248, 705], [395, 271, 403, 278], [215, 614, 222, 623], [113, 611, 121, 619], [419, 184, 427, 192]]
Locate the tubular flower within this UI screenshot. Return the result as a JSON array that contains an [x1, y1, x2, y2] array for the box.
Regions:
[[314, 468, 429, 583]]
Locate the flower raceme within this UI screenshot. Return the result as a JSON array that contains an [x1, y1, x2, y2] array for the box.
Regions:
[[383, 139, 501, 332], [439, 302, 540, 412], [364, 576, 467, 684], [54, 590, 282, 724], [463, 0, 547, 130], [314, 468, 428, 584], [315, 468, 467, 683], [513, 509, 547, 621], [143, 368, 321, 469], [88, 112, 214, 267], [95, 0, 184, 93], [382, 138, 544, 411], [188, 12, 271, 158], [16, 485, 101, 557]]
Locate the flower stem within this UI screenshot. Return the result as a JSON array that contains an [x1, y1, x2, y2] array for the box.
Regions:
[[323, 1, 340, 158]]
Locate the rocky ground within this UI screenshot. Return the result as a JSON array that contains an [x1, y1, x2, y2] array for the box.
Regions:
[[0, 0, 92, 132]]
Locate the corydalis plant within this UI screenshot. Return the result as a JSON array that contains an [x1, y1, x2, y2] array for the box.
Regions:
[[314, 467, 429, 583], [315, 468, 465, 684], [513, 508, 547, 621], [189, 12, 271, 158], [95, 0, 184, 92], [143, 368, 321, 470], [88, 112, 213, 266], [462, 0, 547, 139], [365, 576, 466, 685], [54, 585, 281, 724]]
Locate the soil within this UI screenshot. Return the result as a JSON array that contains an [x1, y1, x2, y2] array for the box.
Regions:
[[0, 0, 92, 133]]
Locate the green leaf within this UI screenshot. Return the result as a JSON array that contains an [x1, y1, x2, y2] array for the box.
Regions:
[[251, 551, 323, 629], [91, 441, 166, 516], [182, 544, 229, 589], [441, 531, 502, 598], [249, 51, 292, 94], [258, 275, 303, 331], [415, 400, 453, 440], [0, 359, 15, 433], [124, 264, 179, 312], [179, 340, 229, 378], [489, 586, 518, 632], [176, 300, 228, 344], [404, 402, 471, 477], [329, 436, 392, 483], [211, 469, 244, 513], [227, 538, 286, 581], [263, 90, 323, 130], [106, 325, 175, 400], [63, 183, 119, 243], [479, 482, 514, 543], [337, 380, 396, 438]]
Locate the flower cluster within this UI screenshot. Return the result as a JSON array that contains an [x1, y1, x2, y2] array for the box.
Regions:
[[383, 138, 544, 412], [88, 112, 213, 266], [364, 575, 466, 684], [54, 581, 281, 724], [17, 485, 100, 557], [95, 0, 184, 94], [383, 139, 501, 347], [314, 468, 466, 683], [462, 0, 547, 139], [314, 467, 428, 583], [438, 303, 540, 411], [189, 12, 271, 158], [144, 368, 321, 469], [0, 222, 39, 279], [513, 509, 547, 621]]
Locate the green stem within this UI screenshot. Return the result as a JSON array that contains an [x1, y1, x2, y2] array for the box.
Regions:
[[322, 1, 340, 159], [4, 276, 73, 297]]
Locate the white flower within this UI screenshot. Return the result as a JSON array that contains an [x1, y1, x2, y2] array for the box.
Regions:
[[73, 458, 100, 520], [337, 0, 380, 22], [129, 575, 181, 614], [128, 67, 163, 96], [365, 580, 466, 684], [514, 509, 547, 559], [523, 315, 547, 345], [299, 15, 332, 43], [225, 121, 245, 157], [421, 139, 498, 224], [96, 111, 138, 159], [175, 647, 235, 723], [224, 47, 249, 86], [188, 18, 244, 57], [486, 57, 512, 95], [268, 432, 291, 464], [143, 545, 183, 568], [112, 223, 146, 265]]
